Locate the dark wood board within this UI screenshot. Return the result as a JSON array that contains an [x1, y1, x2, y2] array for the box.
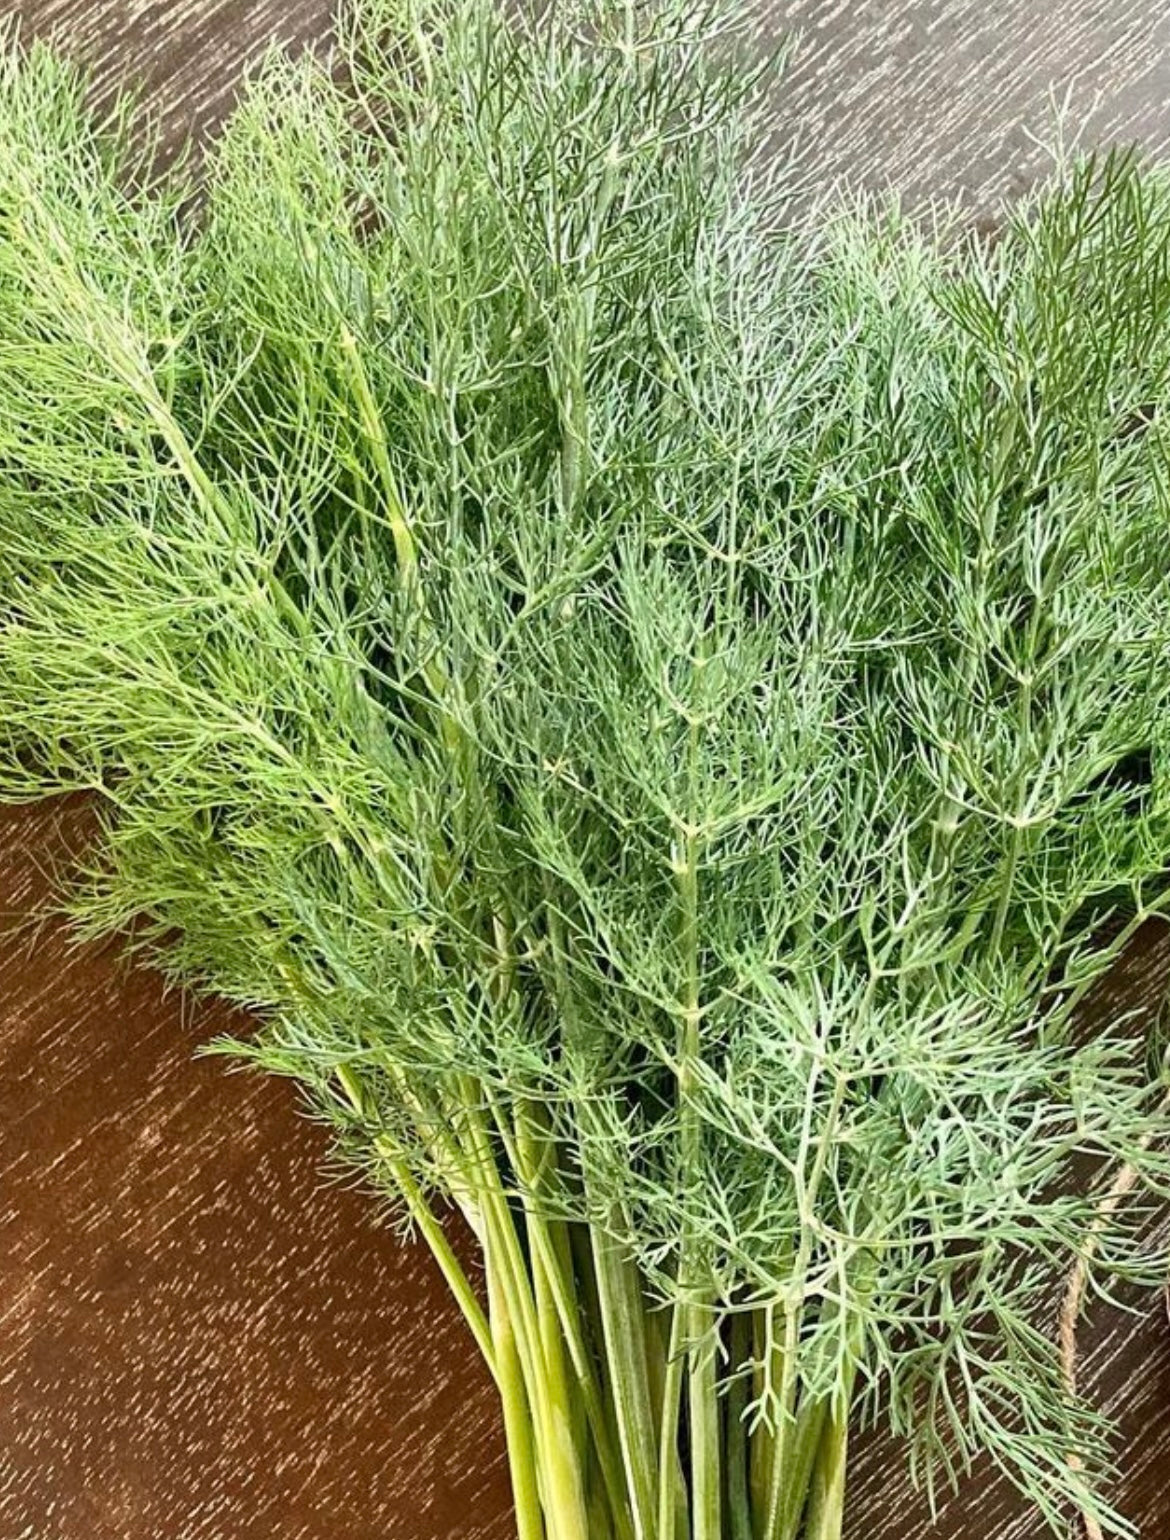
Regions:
[[2, 4, 1170, 1537]]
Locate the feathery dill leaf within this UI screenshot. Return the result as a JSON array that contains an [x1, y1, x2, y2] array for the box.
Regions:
[[2, 4, 1170, 1538]]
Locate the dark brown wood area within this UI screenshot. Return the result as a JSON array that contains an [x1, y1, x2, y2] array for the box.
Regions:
[[3, 4, 1170, 1537]]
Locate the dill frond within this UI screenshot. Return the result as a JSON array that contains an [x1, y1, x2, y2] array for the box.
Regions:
[[2, 5, 1170, 1537]]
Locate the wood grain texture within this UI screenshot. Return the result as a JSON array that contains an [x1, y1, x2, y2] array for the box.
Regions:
[[2, 3, 1170, 1537], [762, 1, 1170, 210], [0, 803, 510, 1540], [8, 0, 333, 152]]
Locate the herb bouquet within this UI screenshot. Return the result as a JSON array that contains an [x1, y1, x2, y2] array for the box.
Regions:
[[3, 3, 1170, 1537]]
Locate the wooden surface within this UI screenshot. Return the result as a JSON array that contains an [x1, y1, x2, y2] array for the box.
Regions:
[[3, 4, 1170, 1538]]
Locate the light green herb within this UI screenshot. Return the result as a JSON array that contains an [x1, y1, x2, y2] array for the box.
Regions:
[[2, 4, 1170, 1537]]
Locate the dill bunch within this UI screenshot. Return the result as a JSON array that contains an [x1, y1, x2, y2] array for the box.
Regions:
[[3, 3, 1170, 1537]]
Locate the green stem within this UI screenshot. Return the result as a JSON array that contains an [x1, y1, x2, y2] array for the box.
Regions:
[[338, 322, 418, 581], [334, 1067, 496, 1374], [784, 1280, 869, 1540], [516, 1128, 636, 1540], [461, 1096, 592, 1540], [686, 1300, 721, 1540], [656, 1301, 689, 1540], [375, 1137, 497, 1376], [671, 794, 717, 1540], [801, 1375, 855, 1540], [726, 1314, 752, 1540], [508, 1108, 594, 1540], [486, 1231, 547, 1540], [544, 890, 658, 1540], [763, 1060, 848, 1540], [675, 712, 719, 1540], [529, 1239, 590, 1540], [768, 1306, 844, 1540], [590, 1221, 661, 1540], [336, 319, 463, 761], [585, 1473, 618, 1540], [776, 1393, 829, 1540], [760, 1299, 802, 1540]]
